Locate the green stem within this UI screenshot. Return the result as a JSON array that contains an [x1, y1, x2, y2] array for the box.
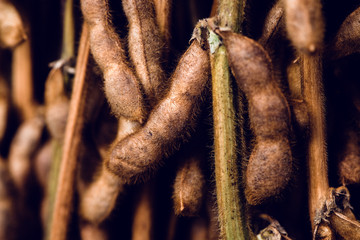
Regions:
[[217, 0, 245, 33], [45, 140, 63, 240], [211, 0, 248, 239]]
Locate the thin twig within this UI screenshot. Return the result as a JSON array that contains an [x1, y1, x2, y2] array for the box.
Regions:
[[49, 23, 90, 240], [211, 0, 248, 239]]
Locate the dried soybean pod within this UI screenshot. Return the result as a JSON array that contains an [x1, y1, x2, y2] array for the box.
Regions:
[[0, 158, 16, 240], [316, 186, 360, 240], [0, 1, 26, 48], [80, 222, 108, 240], [33, 140, 53, 227], [79, 160, 125, 224], [8, 113, 45, 192], [329, 7, 360, 59], [286, 58, 309, 130], [258, 0, 284, 48], [330, 212, 360, 240], [338, 129, 360, 184], [173, 154, 205, 216], [108, 40, 210, 183], [132, 184, 153, 240], [215, 30, 292, 204], [283, 0, 324, 53], [123, 0, 166, 104], [81, 0, 145, 121], [34, 140, 53, 190], [44, 67, 69, 140], [153, 0, 172, 47], [79, 118, 139, 223]]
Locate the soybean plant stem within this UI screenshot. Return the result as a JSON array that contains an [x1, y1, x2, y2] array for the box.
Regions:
[[211, 0, 248, 239], [302, 52, 332, 236], [44, 140, 62, 240], [44, 2, 75, 238], [61, 0, 74, 60], [49, 23, 90, 240]]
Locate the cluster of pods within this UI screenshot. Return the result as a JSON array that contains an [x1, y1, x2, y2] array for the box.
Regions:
[[1, 0, 360, 239]]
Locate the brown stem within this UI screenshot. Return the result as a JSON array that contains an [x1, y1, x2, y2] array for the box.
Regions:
[[302, 53, 332, 238], [49, 23, 90, 240]]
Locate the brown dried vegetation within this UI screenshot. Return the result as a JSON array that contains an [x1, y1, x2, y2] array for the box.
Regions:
[[1, 0, 360, 240]]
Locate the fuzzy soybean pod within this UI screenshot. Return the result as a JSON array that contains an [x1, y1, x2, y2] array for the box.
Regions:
[[173, 154, 205, 216], [329, 6, 360, 60], [81, 0, 145, 122], [8, 113, 45, 193], [283, 0, 324, 53], [258, 0, 284, 49], [44, 67, 69, 140], [216, 30, 292, 205], [0, 1, 26, 49], [107, 40, 210, 183], [79, 118, 139, 224], [286, 58, 309, 131], [338, 129, 360, 185], [123, 0, 166, 104]]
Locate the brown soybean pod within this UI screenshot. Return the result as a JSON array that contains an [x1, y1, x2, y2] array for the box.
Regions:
[[132, 184, 153, 240], [44, 67, 69, 140], [108, 41, 210, 183], [0, 1, 26, 49], [318, 186, 360, 240], [286, 58, 309, 130], [123, 0, 166, 104], [79, 0, 149, 221], [329, 7, 360, 59], [8, 113, 45, 192], [80, 222, 108, 240], [153, 0, 172, 44], [338, 129, 360, 184], [79, 78, 140, 225], [33, 140, 53, 226], [283, 0, 324, 53], [216, 30, 292, 205], [173, 154, 205, 216], [258, 0, 284, 48], [81, 0, 145, 121], [79, 118, 139, 223], [330, 211, 360, 240]]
